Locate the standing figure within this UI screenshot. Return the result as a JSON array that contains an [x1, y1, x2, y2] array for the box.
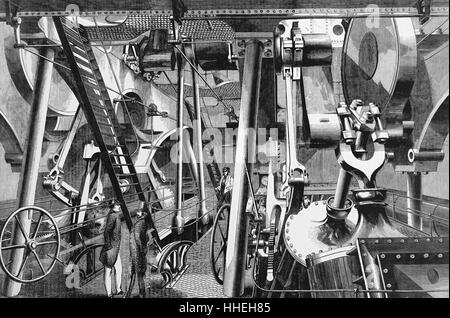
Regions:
[[216, 167, 233, 211], [99, 200, 124, 297], [126, 203, 152, 298]]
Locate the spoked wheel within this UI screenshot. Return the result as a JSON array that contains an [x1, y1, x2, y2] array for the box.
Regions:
[[209, 204, 230, 285], [156, 240, 193, 288], [0, 206, 60, 283]]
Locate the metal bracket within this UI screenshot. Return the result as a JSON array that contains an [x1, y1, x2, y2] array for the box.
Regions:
[[4, 0, 20, 26], [416, 0, 432, 24], [336, 100, 388, 186]]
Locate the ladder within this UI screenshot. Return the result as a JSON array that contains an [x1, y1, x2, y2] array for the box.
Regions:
[[52, 16, 158, 239]]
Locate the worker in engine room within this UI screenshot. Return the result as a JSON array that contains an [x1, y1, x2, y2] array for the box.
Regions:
[[99, 199, 124, 298], [216, 167, 233, 211], [126, 202, 153, 298], [245, 175, 267, 222]]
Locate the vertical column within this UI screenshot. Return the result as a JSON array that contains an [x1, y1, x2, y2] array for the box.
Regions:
[[190, 50, 208, 225], [406, 172, 423, 230], [223, 40, 263, 297], [4, 49, 55, 297], [333, 168, 352, 208], [174, 51, 186, 235]]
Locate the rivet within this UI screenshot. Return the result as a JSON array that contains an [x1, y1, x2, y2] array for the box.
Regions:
[[426, 238, 431, 242], [290, 215, 294, 220], [315, 201, 319, 206], [286, 229, 290, 234], [293, 249, 297, 254], [414, 239, 419, 243], [396, 254, 401, 259], [286, 222, 290, 227], [361, 240, 365, 244], [363, 253, 367, 257], [387, 239, 392, 243], [410, 254, 415, 259], [380, 254, 385, 259], [438, 253, 443, 258], [383, 268, 388, 273], [386, 283, 392, 288], [438, 238, 443, 243], [298, 253, 302, 258], [424, 253, 429, 258], [319, 250, 323, 253], [289, 243, 294, 248], [400, 239, 405, 243], [286, 236, 290, 241]]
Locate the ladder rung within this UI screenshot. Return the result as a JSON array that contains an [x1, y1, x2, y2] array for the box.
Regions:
[[65, 33, 86, 48], [82, 78, 101, 90], [97, 122, 113, 129], [109, 154, 129, 157], [62, 23, 88, 42], [91, 110, 109, 120], [116, 173, 137, 177], [119, 182, 139, 187], [101, 132, 117, 138], [71, 44, 89, 57], [112, 163, 133, 167]]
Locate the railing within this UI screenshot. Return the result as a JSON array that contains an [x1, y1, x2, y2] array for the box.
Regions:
[[385, 190, 449, 237]]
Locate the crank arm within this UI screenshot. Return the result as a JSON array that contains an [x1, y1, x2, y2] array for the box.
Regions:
[[151, 160, 167, 183], [281, 72, 308, 215]]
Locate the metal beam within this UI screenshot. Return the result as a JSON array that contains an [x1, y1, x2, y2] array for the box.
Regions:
[[174, 50, 186, 235], [189, 47, 208, 226], [1, 0, 448, 17], [223, 39, 263, 297], [333, 168, 353, 209], [3, 48, 54, 297]]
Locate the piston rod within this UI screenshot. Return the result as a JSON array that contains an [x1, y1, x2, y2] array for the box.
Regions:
[[223, 40, 263, 297], [406, 172, 423, 230]]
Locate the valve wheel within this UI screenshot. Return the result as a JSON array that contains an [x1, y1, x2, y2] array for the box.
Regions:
[[209, 204, 230, 285], [0, 206, 61, 284]]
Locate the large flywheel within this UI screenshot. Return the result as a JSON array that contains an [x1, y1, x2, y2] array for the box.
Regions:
[[0, 206, 61, 283], [342, 17, 417, 118]]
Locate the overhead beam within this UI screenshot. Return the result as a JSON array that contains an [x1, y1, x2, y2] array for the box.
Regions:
[[0, 0, 448, 17]]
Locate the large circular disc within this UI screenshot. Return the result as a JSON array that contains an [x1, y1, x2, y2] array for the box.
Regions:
[[342, 17, 417, 114]]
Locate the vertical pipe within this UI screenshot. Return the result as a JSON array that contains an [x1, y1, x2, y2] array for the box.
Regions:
[[333, 168, 352, 208], [406, 172, 422, 230], [4, 49, 55, 297], [182, 134, 199, 190], [223, 40, 263, 297], [190, 51, 208, 225], [174, 51, 185, 235]]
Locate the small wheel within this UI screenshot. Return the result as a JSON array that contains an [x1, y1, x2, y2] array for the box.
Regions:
[[209, 204, 230, 285], [156, 241, 193, 288], [0, 206, 60, 283]]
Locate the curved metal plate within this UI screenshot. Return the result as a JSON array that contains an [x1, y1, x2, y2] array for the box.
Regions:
[[342, 17, 417, 119], [284, 200, 359, 266]]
